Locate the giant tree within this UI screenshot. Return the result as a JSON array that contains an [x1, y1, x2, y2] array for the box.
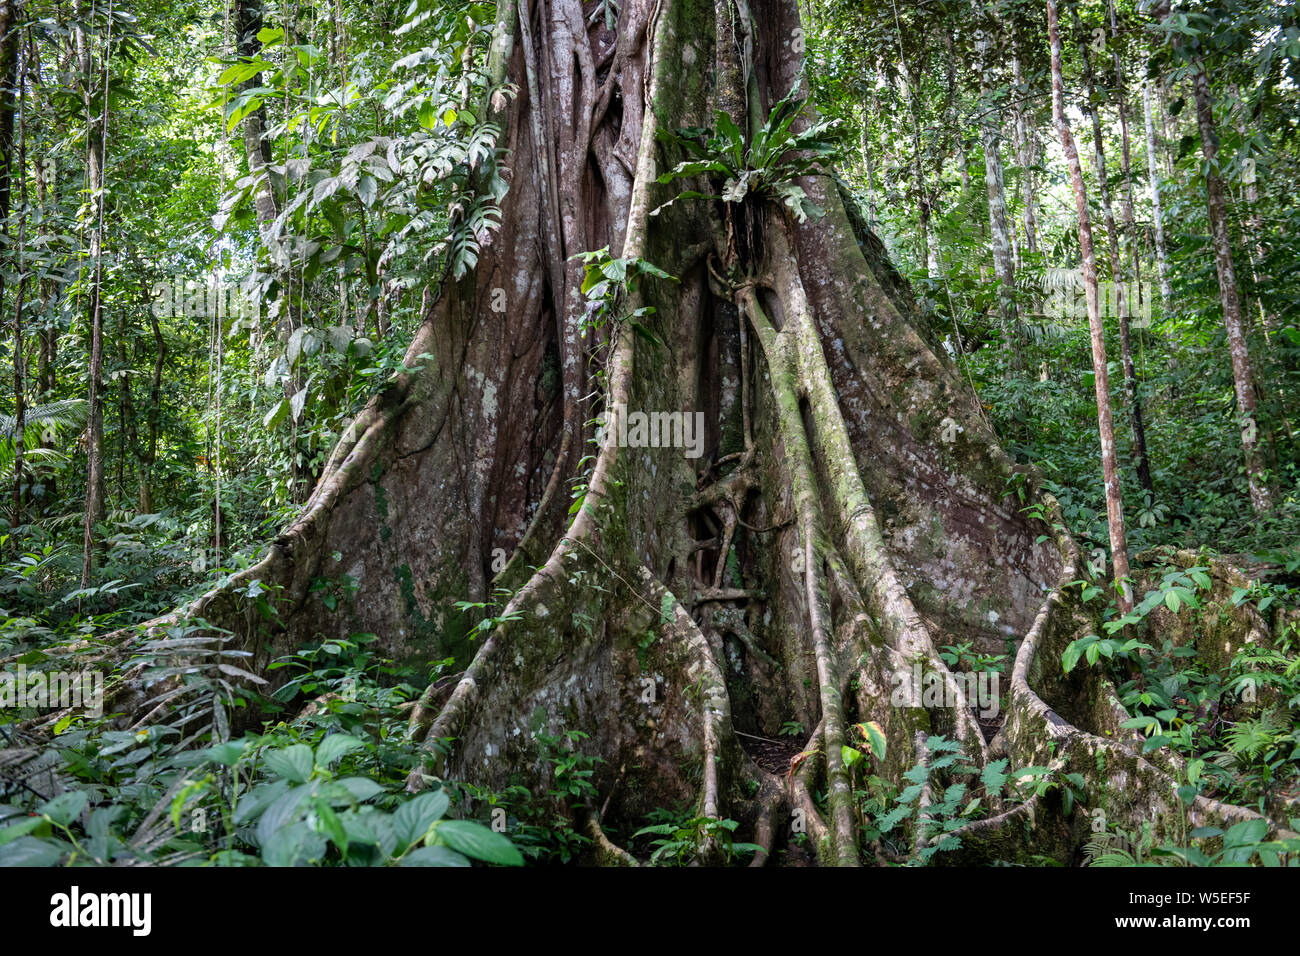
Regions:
[[20, 0, 1284, 865]]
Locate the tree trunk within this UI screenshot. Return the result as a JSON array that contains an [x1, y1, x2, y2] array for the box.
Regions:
[[1049, 0, 1132, 614], [1141, 77, 1173, 305], [31, 43, 56, 513], [139, 285, 165, 515], [233, 0, 280, 239], [0, 0, 22, 524], [76, 0, 109, 587], [902, 67, 931, 276], [1071, 6, 1152, 496], [31, 0, 1287, 865], [1229, 83, 1274, 339], [859, 91, 878, 224], [1190, 60, 1271, 514], [977, 44, 1019, 366], [1108, 0, 1142, 309]]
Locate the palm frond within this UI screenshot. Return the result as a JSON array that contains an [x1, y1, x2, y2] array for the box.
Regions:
[[0, 398, 88, 439]]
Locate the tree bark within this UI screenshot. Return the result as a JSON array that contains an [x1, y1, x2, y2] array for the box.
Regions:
[[902, 67, 931, 276], [1049, 0, 1132, 613], [1011, 54, 1039, 261], [1107, 0, 1142, 309], [76, 0, 109, 587], [1141, 77, 1173, 305], [1071, 5, 1152, 496], [140, 287, 165, 515], [859, 90, 878, 224], [0, 0, 22, 524], [977, 38, 1019, 366], [1190, 60, 1271, 513], [1229, 83, 1273, 339]]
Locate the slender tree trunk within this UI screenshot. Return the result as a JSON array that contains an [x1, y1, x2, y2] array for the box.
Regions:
[[1108, 0, 1142, 305], [0, 0, 22, 524], [233, 0, 280, 239], [1011, 55, 1039, 260], [1011, 52, 1041, 318], [31, 37, 56, 514], [1190, 60, 1271, 513], [77, 0, 109, 586], [138, 296, 165, 515], [1229, 83, 1273, 339], [1072, 7, 1152, 495], [1142, 77, 1173, 305], [902, 68, 930, 276], [860, 91, 878, 223], [1048, 0, 1132, 613], [977, 51, 1019, 366], [1158, 79, 1176, 177], [30, 27, 55, 409], [11, 42, 28, 526]]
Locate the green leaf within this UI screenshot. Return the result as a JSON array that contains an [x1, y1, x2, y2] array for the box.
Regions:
[[315, 800, 348, 856], [256, 783, 314, 847], [393, 790, 450, 848], [315, 734, 366, 769], [0, 836, 65, 866], [1223, 818, 1267, 851], [400, 845, 471, 866], [38, 791, 87, 827], [262, 820, 324, 866], [262, 744, 314, 783], [629, 321, 665, 349], [432, 819, 523, 866], [980, 758, 1009, 796], [234, 779, 291, 826], [713, 109, 746, 167], [334, 777, 385, 803], [357, 174, 377, 207], [0, 817, 45, 846], [1121, 715, 1160, 732], [600, 257, 628, 282], [263, 398, 288, 430], [855, 720, 887, 761], [217, 61, 275, 88], [289, 386, 309, 424]]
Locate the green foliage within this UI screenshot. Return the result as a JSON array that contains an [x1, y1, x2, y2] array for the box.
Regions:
[[0, 628, 520, 867], [1086, 818, 1300, 867], [940, 641, 1007, 674], [452, 587, 525, 642], [1063, 556, 1300, 812], [571, 245, 677, 344], [459, 726, 601, 864], [633, 807, 762, 866], [653, 77, 841, 223], [779, 719, 806, 738]]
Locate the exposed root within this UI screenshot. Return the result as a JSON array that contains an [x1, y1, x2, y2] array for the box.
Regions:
[[585, 814, 640, 866]]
